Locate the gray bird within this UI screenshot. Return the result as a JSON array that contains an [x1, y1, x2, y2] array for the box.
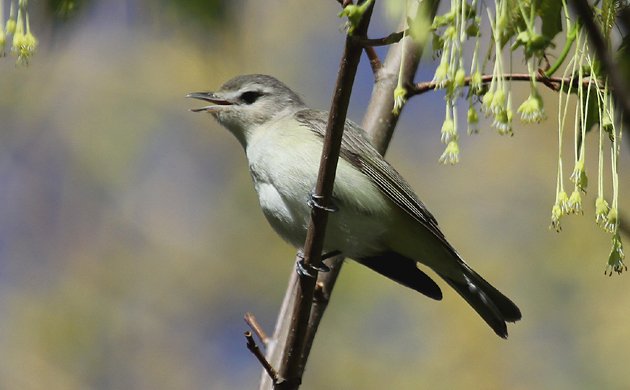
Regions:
[[188, 74, 521, 338]]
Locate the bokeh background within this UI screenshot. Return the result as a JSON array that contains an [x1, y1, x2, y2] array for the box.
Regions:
[[1, 1, 629, 389]]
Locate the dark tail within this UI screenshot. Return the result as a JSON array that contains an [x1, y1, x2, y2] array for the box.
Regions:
[[439, 263, 521, 339], [357, 252, 521, 338]]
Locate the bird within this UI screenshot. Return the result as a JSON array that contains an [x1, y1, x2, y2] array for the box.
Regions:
[[187, 74, 521, 338]]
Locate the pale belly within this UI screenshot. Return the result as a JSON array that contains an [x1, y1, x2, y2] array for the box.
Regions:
[[246, 129, 393, 259], [253, 179, 391, 258]]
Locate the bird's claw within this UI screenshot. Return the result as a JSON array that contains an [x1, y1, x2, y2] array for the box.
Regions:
[[307, 191, 338, 213], [296, 250, 332, 278]]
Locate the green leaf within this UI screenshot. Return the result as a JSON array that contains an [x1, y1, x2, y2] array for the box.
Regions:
[[537, 0, 562, 42]]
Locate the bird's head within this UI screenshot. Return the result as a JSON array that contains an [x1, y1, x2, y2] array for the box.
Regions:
[[187, 74, 306, 145]]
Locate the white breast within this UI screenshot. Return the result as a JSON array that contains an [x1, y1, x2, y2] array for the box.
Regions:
[[244, 118, 393, 258]]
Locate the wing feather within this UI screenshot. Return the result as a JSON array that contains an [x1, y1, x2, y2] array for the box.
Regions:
[[295, 109, 443, 239]]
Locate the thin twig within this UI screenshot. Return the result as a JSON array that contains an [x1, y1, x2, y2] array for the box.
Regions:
[[245, 332, 279, 384], [244, 312, 270, 347], [274, 1, 375, 389], [352, 29, 407, 46], [364, 46, 383, 75], [408, 72, 603, 96]]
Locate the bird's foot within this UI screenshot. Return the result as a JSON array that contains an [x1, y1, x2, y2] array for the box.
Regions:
[[307, 191, 338, 213], [296, 250, 336, 278]]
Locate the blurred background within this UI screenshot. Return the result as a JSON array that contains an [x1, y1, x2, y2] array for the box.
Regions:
[[1, 0, 629, 389]]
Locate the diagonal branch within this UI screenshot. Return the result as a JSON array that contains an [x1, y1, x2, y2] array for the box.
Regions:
[[273, 1, 375, 389], [246, 332, 279, 384], [364, 46, 383, 75], [362, 0, 440, 149], [260, 1, 440, 389], [352, 29, 408, 46], [245, 312, 270, 347]]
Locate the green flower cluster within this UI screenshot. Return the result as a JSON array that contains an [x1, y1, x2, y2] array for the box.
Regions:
[[1, 0, 37, 65], [429, 0, 480, 164], [427, 0, 552, 163], [549, 17, 625, 274], [386, 0, 623, 273]]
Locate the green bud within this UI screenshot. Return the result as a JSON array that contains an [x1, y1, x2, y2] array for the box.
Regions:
[[432, 60, 449, 88], [570, 160, 588, 191], [595, 197, 610, 226], [550, 203, 563, 232], [493, 109, 512, 136], [454, 68, 466, 88], [5, 18, 16, 35], [392, 85, 407, 115], [439, 139, 460, 165], [470, 71, 482, 93], [517, 92, 545, 123], [567, 190, 583, 215], [558, 191, 570, 215], [491, 89, 506, 113], [481, 90, 494, 114], [603, 207, 618, 234], [440, 116, 455, 143], [467, 106, 479, 135], [606, 234, 626, 276]]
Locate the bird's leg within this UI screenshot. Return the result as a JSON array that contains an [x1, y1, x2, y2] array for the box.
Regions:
[[307, 191, 338, 213], [296, 250, 342, 277]]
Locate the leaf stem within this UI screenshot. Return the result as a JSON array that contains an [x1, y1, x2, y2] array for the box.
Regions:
[[545, 22, 579, 77]]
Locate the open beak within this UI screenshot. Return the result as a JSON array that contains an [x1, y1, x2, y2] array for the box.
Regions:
[[186, 92, 234, 112]]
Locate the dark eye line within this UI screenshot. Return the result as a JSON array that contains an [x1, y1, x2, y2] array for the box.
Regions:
[[240, 90, 264, 104]]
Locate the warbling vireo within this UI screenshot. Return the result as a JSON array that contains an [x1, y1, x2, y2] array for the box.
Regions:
[[188, 74, 521, 338]]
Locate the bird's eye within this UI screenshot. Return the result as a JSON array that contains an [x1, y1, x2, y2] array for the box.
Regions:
[[240, 91, 263, 104]]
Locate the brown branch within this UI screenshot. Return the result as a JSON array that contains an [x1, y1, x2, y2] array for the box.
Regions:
[[364, 46, 382, 75], [246, 332, 279, 384], [408, 72, 602, 96], [297, 257, 343, 370], [244, 312, 269, 347], [362, 0, 440, 149], [304, 9, 441, 376], [273, 2, 375, 389], [260, 1, 438, 389], [352, 29, 407, 47]]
